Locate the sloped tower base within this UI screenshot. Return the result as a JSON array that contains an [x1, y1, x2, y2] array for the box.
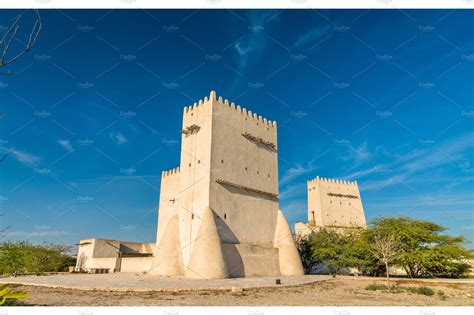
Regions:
[[149, 215, 184, 276], [185, 207, 229, 279], [274, 210, 304, 276]]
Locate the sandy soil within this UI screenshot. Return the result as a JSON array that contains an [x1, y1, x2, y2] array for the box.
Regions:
[[8, 277, 474, 306]]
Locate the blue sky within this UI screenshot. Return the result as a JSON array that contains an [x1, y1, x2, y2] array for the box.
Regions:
[[0, 9, 473, 250]]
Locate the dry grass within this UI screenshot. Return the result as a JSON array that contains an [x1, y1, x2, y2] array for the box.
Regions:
[[7, 277, 474, 306]]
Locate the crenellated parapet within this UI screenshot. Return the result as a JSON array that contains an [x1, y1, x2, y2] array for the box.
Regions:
[[162, 166, 180, 177], [183, 96, 210, 114], [307, 176, 358, 187], [182, 91, 277, 129]]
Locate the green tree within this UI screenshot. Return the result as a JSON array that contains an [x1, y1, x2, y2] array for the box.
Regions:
[[0, 241, 75, 275], [368, 217, 472, 278], [0, 241, 31, 274], [309, 228, 364, 274], [305, 217, 471, 279], [28, 244, 73, 274], [339, 229, 382, 276], [365, 229, 398, 280]]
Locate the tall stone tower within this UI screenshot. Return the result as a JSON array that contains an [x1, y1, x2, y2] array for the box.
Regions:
[[295, 176, 367, 236], [151, 91, 304, 279]]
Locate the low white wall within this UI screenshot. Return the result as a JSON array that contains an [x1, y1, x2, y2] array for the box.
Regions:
[[120, 257, 153, 273]]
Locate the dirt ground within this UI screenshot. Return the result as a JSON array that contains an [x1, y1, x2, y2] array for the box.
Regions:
[[9, 277, 474, 306]]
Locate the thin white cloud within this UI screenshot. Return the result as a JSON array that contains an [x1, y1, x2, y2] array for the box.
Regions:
[[279, 182, 306, 199], [293, 24, 332, 48], [110, 131, 128, 144], [343, 133, 474, 192], [280, 158, 319, 186], [344, 165, 381, 180], [7, 230, 68, 238], [1, 146, 41, 166], [230, 10, 281, 93], [340, 141, 374, 173], [280, 165, 307, 186], [360, 175, 405, 192], [57, 139, 73, 152], [399, 134, 474, 174], [234, 42, 252, 56]]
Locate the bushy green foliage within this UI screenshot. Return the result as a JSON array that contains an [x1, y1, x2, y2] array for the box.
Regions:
[[0, 285, 27, 305], [306, 227, 384, 276], [437, 290, 447, 300], [369, 217, 471, 278], [406, 286, 434, 296], [309, 228, 349, 274], [302, 216, 472, 278], [365, 283, 388, 291], [0, 241, 75, 275], [364, 283, 435, 296]]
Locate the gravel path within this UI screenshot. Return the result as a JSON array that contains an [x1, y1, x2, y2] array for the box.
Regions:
[[0, 273, 331, 291]]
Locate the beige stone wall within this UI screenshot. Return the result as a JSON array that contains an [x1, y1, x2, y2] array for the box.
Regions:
[[156, 168, 180, 245], [91, 239, 120, 258], [307, 177, 366, 228], [76, 240, 117, 271], [76, 239, 155, 273], [209, 96, 279, 247], [84, 258, 117, 271], [120, 257, 153, 273], [76, 239, 95, 270], [294, 222, 313, 236], [296, 176, 367, 237], [178, 98, 214, 267], [222, 244, 280, 277]]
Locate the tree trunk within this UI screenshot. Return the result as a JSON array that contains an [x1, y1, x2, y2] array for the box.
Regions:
[[385, 261, 390, 283]]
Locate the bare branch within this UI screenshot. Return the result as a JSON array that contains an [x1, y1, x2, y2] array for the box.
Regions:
[[0, 150, 13, 163], [0, 213, 10, 239], [0, 10, 42, 74]]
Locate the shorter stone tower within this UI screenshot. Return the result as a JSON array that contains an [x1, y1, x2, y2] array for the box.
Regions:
[[295, 176, 367, 237]]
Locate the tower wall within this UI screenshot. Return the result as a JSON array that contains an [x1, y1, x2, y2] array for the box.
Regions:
[[208, 94, 279, 246], [307, 177, 366, 228], [178, 97, 214, 267], [156, 167, 180, 244]]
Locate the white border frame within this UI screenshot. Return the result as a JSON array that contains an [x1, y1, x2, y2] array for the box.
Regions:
[[1, 2, 472, 315], [1, 0, 474, 9]]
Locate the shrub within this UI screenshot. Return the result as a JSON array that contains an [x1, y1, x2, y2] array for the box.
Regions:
[[365, 283, 436, 296], [365, 283, 388, 291], [437, 290, 447, 300], [406, 286, 434, 296], [0, 241, 75, 275]]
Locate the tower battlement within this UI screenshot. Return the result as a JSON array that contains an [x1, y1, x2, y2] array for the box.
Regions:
[[182, 91, 277, 130], [308, 176, 358, 187], [162, 167, 180, 177]]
